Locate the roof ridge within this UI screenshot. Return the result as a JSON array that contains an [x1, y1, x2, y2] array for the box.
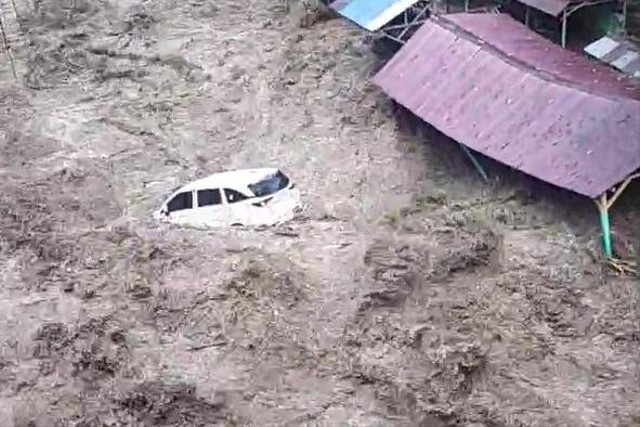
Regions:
[[433, 14, 640, 104]]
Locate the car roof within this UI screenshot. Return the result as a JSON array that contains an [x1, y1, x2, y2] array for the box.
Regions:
[[177, 167, 280, 193]]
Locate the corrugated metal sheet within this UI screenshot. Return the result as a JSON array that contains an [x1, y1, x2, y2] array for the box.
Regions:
[[330, 0, 421, 31], [584, 36, 640, 78], [444, 13, 639, 98], [517, 0, 572, 16], [373, 14, 640, 198], [329, 0, 351, 10]]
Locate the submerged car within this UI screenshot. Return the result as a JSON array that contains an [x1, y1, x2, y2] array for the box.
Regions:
[[154, 168, 301, 228]]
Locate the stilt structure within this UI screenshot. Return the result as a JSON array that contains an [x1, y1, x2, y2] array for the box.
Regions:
[[379, 1, 431, 44], [373, 14, 640, 261], [594, 172, 639, 259]]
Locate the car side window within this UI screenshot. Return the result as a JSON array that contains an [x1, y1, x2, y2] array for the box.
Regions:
[[224, 189, 249, 204], [167, 191, 193, 212], [197, 189, 222, 207]]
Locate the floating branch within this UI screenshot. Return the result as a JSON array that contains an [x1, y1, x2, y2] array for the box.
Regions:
[[0, 8, 18, 80], [10, 0, 19, 21]]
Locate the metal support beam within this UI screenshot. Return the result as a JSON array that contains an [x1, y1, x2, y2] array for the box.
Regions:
[[459, 144, 489, 182], [383, 21, 428, 31], [561, 8, 568, 48], [379, 0, 430, 44], [525, 6, 530, 27], [398, 3, 431, 40], [464, 0, 470, 12], [596, 194, 613, 258], [557, 0, 618, 48], [606, 173, 640, 209], [594, 172, 640, 258], [380, 32, 406, 45]]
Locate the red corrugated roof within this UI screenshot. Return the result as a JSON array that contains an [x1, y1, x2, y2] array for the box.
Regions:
[[518, 0, 571, 16], [330, 0, 351, 11], [373, 14, 640, 198], [444, 14, 640, 100]]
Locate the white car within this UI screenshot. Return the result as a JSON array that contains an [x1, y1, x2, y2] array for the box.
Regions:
[[154, 168, 301, 228]]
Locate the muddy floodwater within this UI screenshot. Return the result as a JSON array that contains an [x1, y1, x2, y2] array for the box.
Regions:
[[0, 1, 638, 426]]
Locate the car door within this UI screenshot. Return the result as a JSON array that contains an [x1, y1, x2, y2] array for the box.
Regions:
[[195, 188, 225, 226], [223, 188, 252, 225], [165, 190, 195, 224]]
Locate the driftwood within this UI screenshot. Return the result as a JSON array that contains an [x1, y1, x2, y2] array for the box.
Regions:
[[10, 0, 19, 20], [0, 6, 17, 80], [608, 258, 637, 276]]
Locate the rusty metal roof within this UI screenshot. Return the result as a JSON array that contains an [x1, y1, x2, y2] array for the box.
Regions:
[[372, 14, 640, 198], [517, 0, 572, 16], [330, 0, 351, 10], [444, 13, 639, 99]]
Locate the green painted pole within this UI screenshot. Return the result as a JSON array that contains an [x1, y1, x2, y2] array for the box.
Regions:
[[459, 143, 489, 182], [599, 208, 613, 258]]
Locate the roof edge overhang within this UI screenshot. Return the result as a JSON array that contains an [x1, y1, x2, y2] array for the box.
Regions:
[[517, 0, 571, 17]]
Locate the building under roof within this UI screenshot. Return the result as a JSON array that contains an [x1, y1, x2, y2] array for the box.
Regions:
[[373, 13, 640, 257], [514, 0, 624, 47]]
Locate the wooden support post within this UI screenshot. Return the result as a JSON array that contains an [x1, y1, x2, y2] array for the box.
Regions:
[[10, 0, 19, 20], [0, 12, 17, 80], [607, 174, 639, 208]]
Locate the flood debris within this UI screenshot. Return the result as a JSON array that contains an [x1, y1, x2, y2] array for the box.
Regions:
[[0, 0, 638, 426]]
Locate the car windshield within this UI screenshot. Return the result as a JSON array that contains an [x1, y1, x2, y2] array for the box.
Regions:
[[248, 170, 290, 197]]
